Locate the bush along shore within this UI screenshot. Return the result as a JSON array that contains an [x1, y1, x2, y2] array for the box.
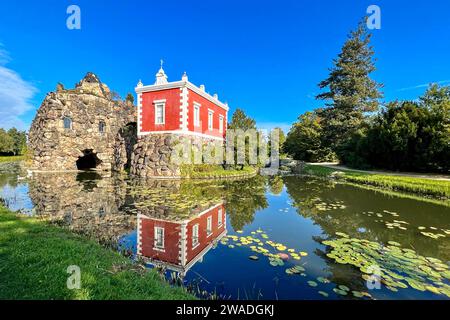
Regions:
[[0, 155, 25, 163], [303, 165, 450, 200], [0, 205, 195, 300]]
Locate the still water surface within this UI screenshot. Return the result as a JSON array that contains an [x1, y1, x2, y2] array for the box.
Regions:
[[1, 162, 449, 300]]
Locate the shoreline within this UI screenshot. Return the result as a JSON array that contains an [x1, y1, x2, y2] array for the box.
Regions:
[[0, 205, 195, 300]]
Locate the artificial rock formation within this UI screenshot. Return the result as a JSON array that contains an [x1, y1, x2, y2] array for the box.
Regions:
[[29, 73, 137, 172], [130, 134, 222, 178]]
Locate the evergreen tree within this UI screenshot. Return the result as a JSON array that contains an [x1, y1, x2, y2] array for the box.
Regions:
[[125, 93, 135, 104], [316, 20, 383, 154], [228, 108, 256, 130]]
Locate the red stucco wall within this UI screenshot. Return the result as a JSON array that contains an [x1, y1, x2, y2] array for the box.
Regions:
[[140, 218, 180, 265], [141, 88, 181, 132], [187, 89, 227, 139], [186, 204, 226, 262]]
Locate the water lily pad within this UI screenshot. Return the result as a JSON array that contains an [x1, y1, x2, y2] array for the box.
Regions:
[[333, 288, 348, 296], [317, 276, 330, 284], [308, 281, 318, 287], [318, 291, 329, 297]]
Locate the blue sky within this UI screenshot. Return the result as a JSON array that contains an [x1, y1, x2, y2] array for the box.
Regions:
[[1, 0, 449, 132]]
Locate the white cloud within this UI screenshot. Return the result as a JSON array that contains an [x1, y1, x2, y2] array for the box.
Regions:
[[397, 80, 450, 92], [0, 46, 37, 131]]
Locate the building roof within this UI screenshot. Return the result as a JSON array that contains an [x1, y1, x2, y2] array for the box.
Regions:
[[135, 66, 229, 112]]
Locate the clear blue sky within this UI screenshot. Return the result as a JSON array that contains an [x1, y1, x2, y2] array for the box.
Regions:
[[1, 0, 449, 131]]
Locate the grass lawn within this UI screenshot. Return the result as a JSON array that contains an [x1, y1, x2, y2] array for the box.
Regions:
[[0, 205, 195, 300], [304, 165, 450, 199], [0, 155, 25, 163]]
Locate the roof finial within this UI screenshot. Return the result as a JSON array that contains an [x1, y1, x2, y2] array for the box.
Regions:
[[155, 60, 168, 85]]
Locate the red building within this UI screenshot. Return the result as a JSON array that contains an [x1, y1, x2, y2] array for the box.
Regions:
[[135, 63, 229, 140], [137, 203, 227, 276]]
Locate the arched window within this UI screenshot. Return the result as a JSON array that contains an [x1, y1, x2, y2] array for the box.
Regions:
[[63, 116, 72, 130], [99, 121, 106, 133]]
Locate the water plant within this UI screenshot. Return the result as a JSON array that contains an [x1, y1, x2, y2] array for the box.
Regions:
[[322, 234, 450, 298]]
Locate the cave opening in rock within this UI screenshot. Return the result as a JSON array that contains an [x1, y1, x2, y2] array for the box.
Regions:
[[76, 149, 102, 170], [123, 122, 137, 170]]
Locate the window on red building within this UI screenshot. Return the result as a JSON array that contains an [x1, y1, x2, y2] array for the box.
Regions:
[[154, 227, 165, 250], [207, 216, 212, 236], [218, 209, 223, 227], [208, 110, 214, 131], [154, 101, 165, 125], [192, 224, 199, 248], [194, 103, 200, 127], [219, 115, 224, 133]]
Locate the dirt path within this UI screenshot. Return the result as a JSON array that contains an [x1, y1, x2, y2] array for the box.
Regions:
[[308, 162, 450, 182]]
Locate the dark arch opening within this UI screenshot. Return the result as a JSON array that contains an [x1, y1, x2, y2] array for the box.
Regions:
[[123, 122, 137, 170], [76, 149, 102, 170]]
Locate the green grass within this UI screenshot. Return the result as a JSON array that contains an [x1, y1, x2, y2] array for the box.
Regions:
[[304, 165, 450, 200], [0, 155, 25, 163], [181, 164, 257, 179], [0, 206, 195, 300]]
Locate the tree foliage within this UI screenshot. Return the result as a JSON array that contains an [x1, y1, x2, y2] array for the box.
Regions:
[[228, 108, 256, 130], [341, 85, 450, 173], [0, 128, 27, 155], [125, 93, 135, 104], [283, 111, 335, 162], [316, 20, 383, 153]]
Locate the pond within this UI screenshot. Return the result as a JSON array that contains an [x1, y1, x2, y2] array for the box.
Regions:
[[1, 162, 449, 300]]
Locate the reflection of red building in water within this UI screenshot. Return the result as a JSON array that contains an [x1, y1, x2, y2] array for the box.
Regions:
[[137, 203, 227, 275]]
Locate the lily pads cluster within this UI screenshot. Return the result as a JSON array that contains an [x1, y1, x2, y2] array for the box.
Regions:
[[418, 226, 449, 239], [310, 197, 347, 212], [220, 229, 308, 266], [322, 233, 450, 298], [128, 184, 223, 219]]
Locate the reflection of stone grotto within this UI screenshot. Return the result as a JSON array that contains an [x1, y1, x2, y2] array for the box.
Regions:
[[27, 173, 230, 246], [28, 172, 134, 245]]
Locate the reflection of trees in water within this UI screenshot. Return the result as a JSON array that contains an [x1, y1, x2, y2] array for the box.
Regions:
[[268, 176, 284, 195], [283, 176, 450, 262], [0, 162, 25, 189], [223, 176, 268, 231]]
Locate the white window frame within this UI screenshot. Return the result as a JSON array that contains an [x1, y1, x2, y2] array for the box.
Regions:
[[192, 224, 199, 248], [154, 226, 165, 250], [154, 100, 166, 125], [219, 115, 224, 133], [218, 208, 223, 227], [194, 102, 201, 127], [208, 110, 214, 131], [206, 216, 212, 237]]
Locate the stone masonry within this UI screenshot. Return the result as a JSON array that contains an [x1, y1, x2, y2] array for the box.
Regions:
[[29, 73, 137, 172]]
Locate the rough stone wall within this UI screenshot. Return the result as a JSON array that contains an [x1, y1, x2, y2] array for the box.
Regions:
[[130, 134, 222, 178], [29, 73, 136, 172]]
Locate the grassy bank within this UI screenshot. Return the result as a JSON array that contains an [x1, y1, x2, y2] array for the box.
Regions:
[[304, 165, 450, 199], [0, 155, 25, 163], [0, 206, 195, 300]]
